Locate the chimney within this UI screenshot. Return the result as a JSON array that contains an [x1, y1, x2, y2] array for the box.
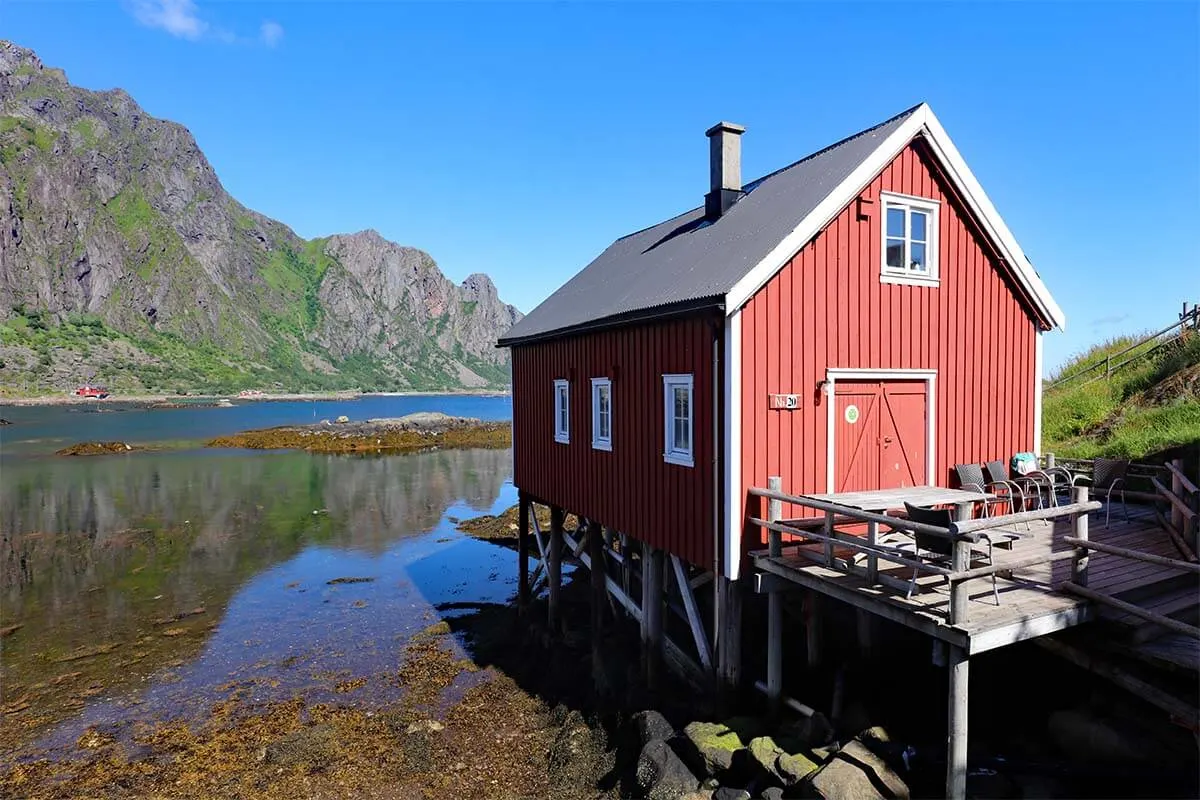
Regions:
[[705, 121, 745, 220]]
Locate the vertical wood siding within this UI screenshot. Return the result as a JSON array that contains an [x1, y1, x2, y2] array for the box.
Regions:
[[511, 314, 719, 569], [740, 139, 1039, 543]]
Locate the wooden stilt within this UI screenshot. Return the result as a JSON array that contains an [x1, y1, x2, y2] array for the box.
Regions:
[[641, 543, 664, 688], [517, 493, 530, 615], [856, 609, 875, 660], [805, 591, 822, 669], [620, 533, 632, 615], [716, 575, 743, 693], [949, 502, 972, 625], [588, 520, 606, 683], [766, 475, 783, 712], [946, 644, 969, 800], [548, 505, 564, 633]]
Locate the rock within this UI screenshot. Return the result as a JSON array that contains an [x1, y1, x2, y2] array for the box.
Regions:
[[713, 789, 751, 800], [636, 738, 700, 800], [405, 719, 445, 734], [776, 751, 818, 785], [550, 710, 613, 794], [803, 739, 909, 800], [632, 709, 676, 748], [746, 736, 786, 784], [0, 418, 12, 425], [682, 721, 744, 776], [758, 788, 785, 800], [335, 415, 350, 424]]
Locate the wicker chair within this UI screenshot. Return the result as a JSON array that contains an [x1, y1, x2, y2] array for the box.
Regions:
[[985, 460, 1040, 513], [901, 502, 999, 606], [1082, 458, 1130, 528], [955, 463, 1021, 518]]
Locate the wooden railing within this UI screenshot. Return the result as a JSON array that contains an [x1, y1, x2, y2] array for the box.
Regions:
[[1157, 459, 1200, 560], [747, 483, 1100, 625]]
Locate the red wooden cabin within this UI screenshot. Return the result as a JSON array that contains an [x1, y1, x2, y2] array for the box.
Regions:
[[499, 104, 1064, 586]]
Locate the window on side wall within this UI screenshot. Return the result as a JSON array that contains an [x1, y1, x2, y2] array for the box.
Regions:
[[880, 192, 940, 287], [662, 374, 693, 467], [591, 378, 612, 451], [553, 379, 569, 444]]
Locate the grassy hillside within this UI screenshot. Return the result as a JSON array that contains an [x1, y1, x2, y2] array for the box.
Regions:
[[1043, 328, 1200, 459]]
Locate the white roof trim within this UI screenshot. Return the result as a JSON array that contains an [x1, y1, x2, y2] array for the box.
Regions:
[[724, 104, 1066, 330]]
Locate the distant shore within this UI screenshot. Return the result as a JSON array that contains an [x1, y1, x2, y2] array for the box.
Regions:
[[0, 389, 511, 407]]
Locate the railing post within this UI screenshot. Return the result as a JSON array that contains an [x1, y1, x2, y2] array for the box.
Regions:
[[1046, 452, 1056, 471], [1171, 457, 1185, 536], [865, 519, 879, 584], [766, 476, 783, 713], [949, 502, 972, 625], [1071, 485, 1089, 587], [823, 511, 835, 566]]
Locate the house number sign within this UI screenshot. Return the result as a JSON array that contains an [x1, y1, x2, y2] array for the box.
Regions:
[[845, 405, 860, 424], [768, 393, 800, 410]]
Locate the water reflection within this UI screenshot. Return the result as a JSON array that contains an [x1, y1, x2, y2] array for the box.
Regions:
[[0, 447, 515, 756]]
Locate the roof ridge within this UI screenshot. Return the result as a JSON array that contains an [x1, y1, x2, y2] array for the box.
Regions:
[[742, 103, 924, 193], [612, 104, 923, 243]]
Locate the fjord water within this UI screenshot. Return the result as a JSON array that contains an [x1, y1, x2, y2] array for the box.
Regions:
[[0, 396, 515, 755]]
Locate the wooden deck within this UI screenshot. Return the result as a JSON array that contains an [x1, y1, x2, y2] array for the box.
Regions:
[[753, 505, 1199, 658]]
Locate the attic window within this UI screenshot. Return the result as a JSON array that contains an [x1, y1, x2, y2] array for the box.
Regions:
[[880, 192, 939, 287]]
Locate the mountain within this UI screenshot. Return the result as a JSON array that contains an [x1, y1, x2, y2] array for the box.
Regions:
[[0, 42, 521, 394]]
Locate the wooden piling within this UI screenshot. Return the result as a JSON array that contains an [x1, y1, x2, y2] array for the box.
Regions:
[[548, 505, 564, 632], [588, 520, 606, 683], [517, 493, 531, 615], [717, 575, 743, 693], [946, 644, 969, 800], [766, 476, 783, 711], [641, 543, 664, 688]]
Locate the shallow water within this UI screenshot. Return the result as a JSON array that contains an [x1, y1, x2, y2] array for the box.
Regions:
[[0, 393, 513, 457], [0, 398, 517, 757]]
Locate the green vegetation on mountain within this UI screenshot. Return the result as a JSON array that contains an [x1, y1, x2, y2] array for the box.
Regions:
[[1043, 325, 1200, 459], [0, 41, 520, 395]]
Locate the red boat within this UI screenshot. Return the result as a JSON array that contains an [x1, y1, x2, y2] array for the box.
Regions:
[[74, 385, 110, 399]]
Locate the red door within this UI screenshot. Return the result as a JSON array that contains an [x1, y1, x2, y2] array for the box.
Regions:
[[833, 380, 927, 492]]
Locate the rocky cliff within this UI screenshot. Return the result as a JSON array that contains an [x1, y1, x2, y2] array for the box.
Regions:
[[0, 41, 520, 393]]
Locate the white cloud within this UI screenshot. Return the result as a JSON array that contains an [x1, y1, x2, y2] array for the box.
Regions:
[[260, 21, 284, 47], [130, 0, 208, 40]]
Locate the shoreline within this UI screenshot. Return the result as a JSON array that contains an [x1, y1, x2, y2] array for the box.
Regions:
[[0, 389, 511, 407]]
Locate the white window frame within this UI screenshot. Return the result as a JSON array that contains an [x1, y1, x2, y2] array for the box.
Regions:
[[553, 379, 569, 444], [880, 191, 940, 287], [662, 373, 694, 467], [590, 377, 612, 451]]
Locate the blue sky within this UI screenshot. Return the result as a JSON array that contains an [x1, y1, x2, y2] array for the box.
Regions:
[[2, 1, 1197, 371]]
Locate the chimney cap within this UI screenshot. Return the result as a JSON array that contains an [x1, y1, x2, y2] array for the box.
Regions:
[[706, 121, 746, 137]]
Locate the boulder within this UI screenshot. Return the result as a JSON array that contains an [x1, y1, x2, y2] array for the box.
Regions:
[[758, 788, 785, 800], [712, 788, 751, 800], [335, 415, 350, 423], [746, 736, 787, 784], [633, 710, 677, 748], [776, 751, 818, 786], [550, 710, 613, 793], [803, 739, 909, 800], [682, 721, 745, 777], [637, 738, 701, 800]]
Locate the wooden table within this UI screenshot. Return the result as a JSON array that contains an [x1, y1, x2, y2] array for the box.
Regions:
[[802, 486, 993, 514]]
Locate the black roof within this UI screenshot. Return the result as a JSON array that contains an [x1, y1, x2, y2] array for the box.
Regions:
[[499, 106, 920, 346]]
